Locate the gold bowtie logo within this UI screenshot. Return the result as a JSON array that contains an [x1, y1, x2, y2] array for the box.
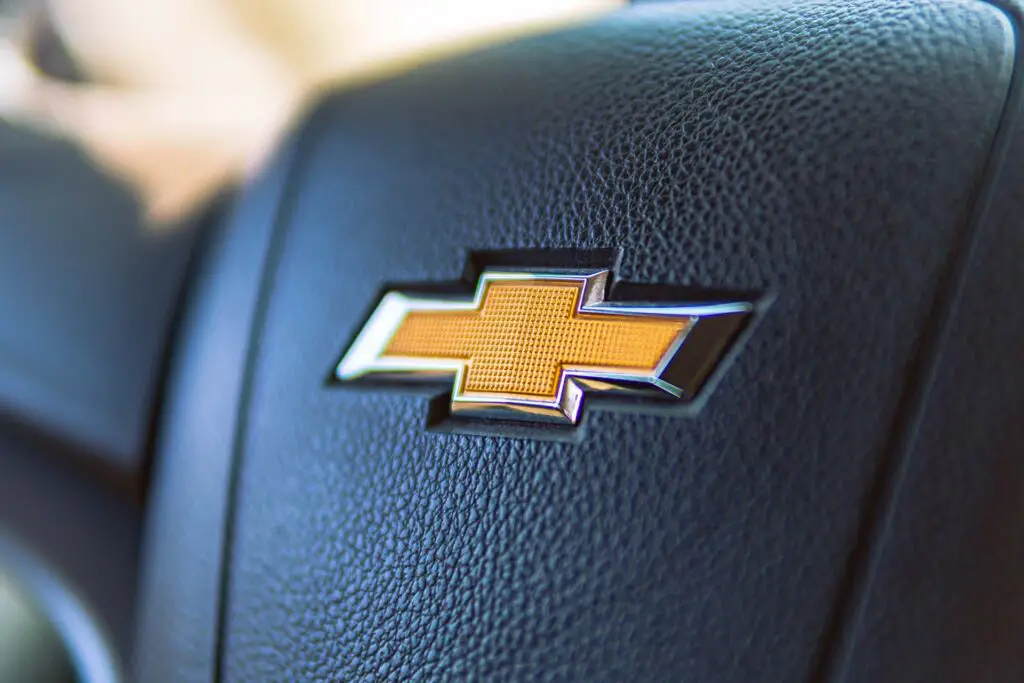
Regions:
[[335, 269, 752, 424]]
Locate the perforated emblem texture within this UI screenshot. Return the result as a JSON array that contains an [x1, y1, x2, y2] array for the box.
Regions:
[[385, 280, 690, 399]]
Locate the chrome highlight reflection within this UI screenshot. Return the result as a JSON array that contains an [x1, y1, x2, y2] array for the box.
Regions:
[[335, 269, 752, 424]]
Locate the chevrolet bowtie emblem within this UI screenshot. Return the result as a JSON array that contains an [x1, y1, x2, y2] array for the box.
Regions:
[[335, 269, 753, 425]]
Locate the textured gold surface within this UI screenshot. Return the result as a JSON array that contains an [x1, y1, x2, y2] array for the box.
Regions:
[[385, 280, 690, 399]]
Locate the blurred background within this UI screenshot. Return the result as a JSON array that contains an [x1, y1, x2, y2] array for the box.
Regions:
[[0, 0, 621, 224], [0, 0, 621, 681]]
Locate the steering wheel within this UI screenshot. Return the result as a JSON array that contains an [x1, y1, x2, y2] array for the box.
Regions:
[[2, 1, 1024, 681]]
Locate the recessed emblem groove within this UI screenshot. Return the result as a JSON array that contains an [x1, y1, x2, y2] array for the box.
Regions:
[[335, 269, 753, 425]]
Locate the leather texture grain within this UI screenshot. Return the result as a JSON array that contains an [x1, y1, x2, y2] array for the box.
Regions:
[[830, 4, 1024, 678], [193, 1, 1018, 681]]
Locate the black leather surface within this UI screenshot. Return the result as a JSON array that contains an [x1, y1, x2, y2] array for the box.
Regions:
[[831, 8, 1024, 678], [178, 1, 1018, 681], [132, 126, 313, 683]]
